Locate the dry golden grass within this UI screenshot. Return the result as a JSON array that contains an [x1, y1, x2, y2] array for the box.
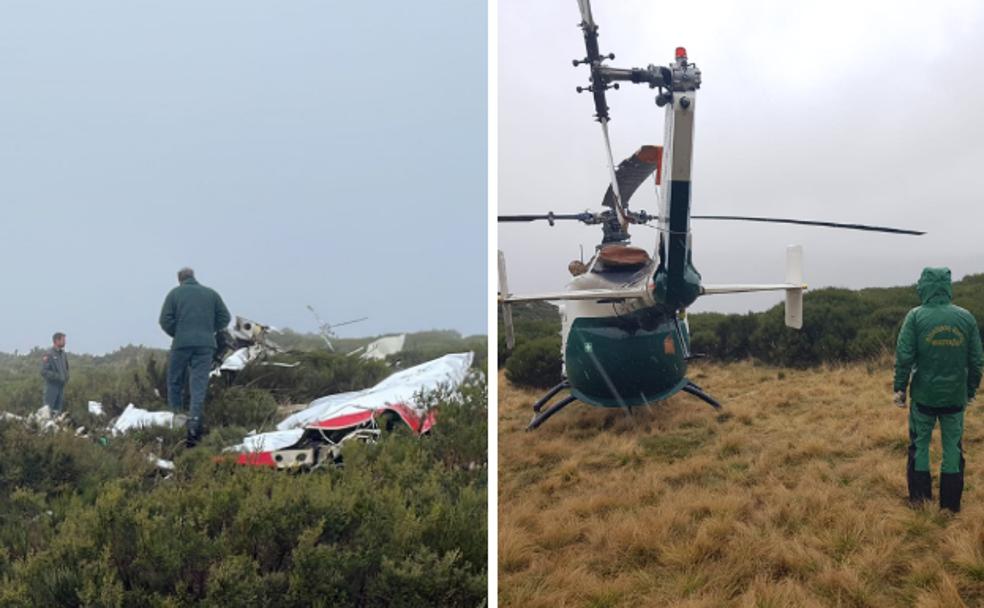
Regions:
[[499, 361, 984, 607]]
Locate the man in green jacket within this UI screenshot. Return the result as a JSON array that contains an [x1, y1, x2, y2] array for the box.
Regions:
[[894, 267, 983, 512], [159, 267, 231, 446], [40, 332, 70, 413]]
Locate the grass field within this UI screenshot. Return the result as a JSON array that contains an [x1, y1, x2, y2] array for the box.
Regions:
[[499, 361, 984, 607]]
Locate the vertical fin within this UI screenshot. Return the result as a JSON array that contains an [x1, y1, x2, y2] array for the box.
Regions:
[[785, 245, 804, 329]]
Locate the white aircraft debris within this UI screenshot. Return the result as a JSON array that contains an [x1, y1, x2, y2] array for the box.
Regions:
[[347, 334, 407, 361], [212, 316, 288, 378], [111, 404, 186, 436], [231, 352, 474, 468]]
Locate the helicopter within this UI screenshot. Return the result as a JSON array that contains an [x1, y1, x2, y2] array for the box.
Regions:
[[497, 0, 925, 431]]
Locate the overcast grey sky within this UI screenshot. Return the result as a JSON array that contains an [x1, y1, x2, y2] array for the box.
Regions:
[[0, 1, 486, 354], [500, 0, 984, 314]]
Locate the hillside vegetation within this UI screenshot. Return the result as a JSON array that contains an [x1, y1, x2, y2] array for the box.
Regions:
[[499, 362, 984, 607], [0, 329, 486, 417], [0, 329, 487, 606]]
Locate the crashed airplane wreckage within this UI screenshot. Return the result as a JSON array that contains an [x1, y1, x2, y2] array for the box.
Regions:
[[1, 317, 471, 470], [26, 352, 475, 470], [227, 352, 474, 469]]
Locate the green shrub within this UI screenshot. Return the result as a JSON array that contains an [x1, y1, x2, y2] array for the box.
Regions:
[[206, 387, 279, 429], [505, 336, 562, 389], [0, 384, 487, 607], [230, 352, 388, 404], [498, 302, 561, 367], [0, 336, 487, 607]]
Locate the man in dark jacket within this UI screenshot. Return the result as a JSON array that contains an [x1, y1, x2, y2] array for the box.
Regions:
[[894, 267, 984, 512], [40, 332, 70, 413], [159, 267, 231, 446]]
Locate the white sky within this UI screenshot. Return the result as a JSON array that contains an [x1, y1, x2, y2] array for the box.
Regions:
[[499, 0, 984, 313], [0, 1, 487, 354]]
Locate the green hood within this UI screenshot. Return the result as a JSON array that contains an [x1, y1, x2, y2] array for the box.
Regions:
[[917, 267, 952, 306]]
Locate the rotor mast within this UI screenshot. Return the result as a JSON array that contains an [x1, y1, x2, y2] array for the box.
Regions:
[[574, 0, 678, 244]]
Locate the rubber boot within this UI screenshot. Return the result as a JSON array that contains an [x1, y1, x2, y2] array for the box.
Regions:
[[185, 417, 203, 448], [940, 472, 963, 513], [908, 470, 932, 506]]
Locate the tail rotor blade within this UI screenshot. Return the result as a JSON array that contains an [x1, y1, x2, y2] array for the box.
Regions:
[[691, 215, 924, 235], [601, 145, 661, 212]]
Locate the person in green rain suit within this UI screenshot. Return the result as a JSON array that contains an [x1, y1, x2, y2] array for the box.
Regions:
[[894, 267, 983, 512]]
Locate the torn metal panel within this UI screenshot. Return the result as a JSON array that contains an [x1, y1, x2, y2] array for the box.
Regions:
[[213, 316, 287, 377], [230, 427, 380, 469]]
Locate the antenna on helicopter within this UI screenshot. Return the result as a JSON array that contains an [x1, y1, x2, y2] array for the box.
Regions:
[[306, 305, 368, 352]]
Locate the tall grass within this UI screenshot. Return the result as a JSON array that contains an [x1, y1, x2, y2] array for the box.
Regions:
[[499, 362, 984, 607]]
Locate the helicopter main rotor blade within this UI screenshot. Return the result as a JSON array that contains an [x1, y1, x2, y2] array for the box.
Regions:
[[330, 317, 369, 329], [691, 215, 924, 235], [497, 213, 593, 223], [601, 145, 661, 212]]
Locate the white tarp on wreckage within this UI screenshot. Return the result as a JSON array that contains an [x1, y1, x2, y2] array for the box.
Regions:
[[277, 352, 473, 431], [228, 352, 474, 464]]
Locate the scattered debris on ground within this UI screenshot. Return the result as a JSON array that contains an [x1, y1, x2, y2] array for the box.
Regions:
[[0, 349, 476, 473]]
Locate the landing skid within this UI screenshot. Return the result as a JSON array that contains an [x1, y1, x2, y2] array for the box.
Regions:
[[681, 380, 722, 409], [532, 380, 570, 413], [527, 394, 578, 431], [525, 379, 722, 431]]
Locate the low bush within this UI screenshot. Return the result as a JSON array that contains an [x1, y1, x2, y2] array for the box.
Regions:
[[505, 336, 562, 389], [0, 382, 487, 607], [0, 338, 488, 606], [206, 387, 279, 429], [230, 351, 389, 404]]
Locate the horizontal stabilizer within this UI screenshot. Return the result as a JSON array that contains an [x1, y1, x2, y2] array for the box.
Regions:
[[700, 283, 806, 295], [500, 287, 648, 303]]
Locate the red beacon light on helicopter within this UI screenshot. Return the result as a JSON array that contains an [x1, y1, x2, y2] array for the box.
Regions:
[[675, 46, 687, 60]]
